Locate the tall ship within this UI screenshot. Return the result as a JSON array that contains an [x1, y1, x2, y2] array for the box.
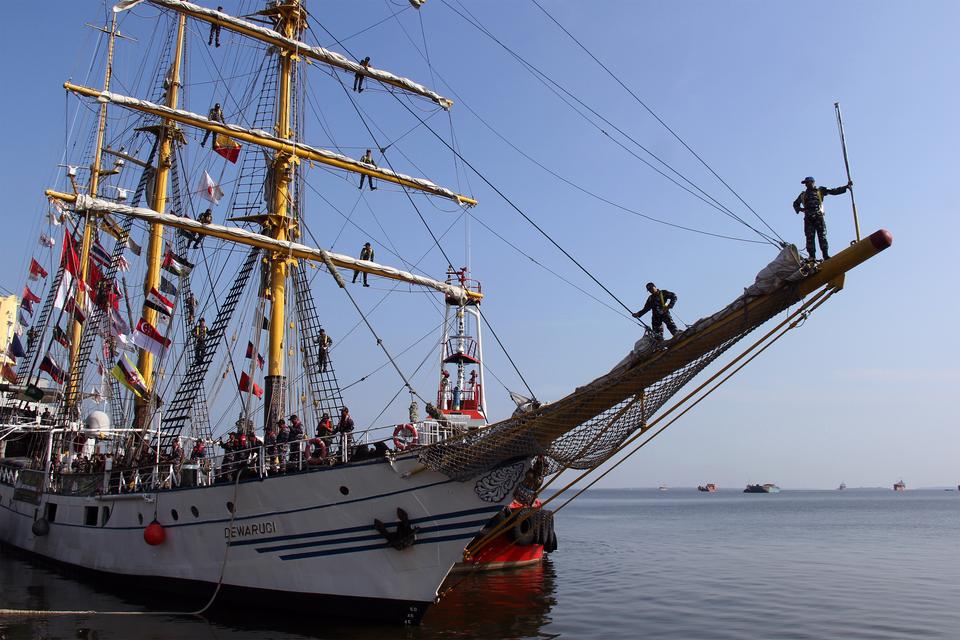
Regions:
[[0, 0, 890, 625]]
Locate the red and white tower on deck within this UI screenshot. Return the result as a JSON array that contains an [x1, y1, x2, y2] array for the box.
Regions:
[[437, 268, 486, 427]]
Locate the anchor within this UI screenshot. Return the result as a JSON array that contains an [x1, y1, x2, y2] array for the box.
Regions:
[[374, 508, 420, 551]]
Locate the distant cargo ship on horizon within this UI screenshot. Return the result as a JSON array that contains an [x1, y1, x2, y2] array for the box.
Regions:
[[744, 483, 780, 494]]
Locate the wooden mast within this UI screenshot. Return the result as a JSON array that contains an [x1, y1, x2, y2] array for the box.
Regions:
[[65, 14, 118, 413], [263, 0, 307, 429], [136, 14, 187, 425]]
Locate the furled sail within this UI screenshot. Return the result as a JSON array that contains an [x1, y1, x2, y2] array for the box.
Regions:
[[65, 85, 475, 206], [115, 0, 455, 109], [59, 193, 481, 303]]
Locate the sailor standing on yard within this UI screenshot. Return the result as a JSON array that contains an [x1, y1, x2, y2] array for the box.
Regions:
[[633, 282, 678, 340], [792, 176, 851, 261], [201, 103, 224, 147], [352, 242, 374, 286], [354, 56, 371, 92], [208, 7, 223, 47], [358, 149, 377, 191]]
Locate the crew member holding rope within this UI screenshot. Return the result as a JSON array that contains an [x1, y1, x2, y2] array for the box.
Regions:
[[792, 176, 851, 261], [315, 328, 332, 372], [633, 282, 678, 340]]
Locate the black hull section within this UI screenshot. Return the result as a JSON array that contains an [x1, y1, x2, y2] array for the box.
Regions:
[[0, 542, 432, 625]]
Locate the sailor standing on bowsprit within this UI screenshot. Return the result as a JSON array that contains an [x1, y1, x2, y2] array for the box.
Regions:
[[633, 282, 679, 340], [792, 176, 851, 262]]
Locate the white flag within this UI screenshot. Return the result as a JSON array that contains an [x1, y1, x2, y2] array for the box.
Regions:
[[198, 170, 224, 205]]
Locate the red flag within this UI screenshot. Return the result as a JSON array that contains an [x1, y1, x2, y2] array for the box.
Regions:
[[1, 363, 16, 384], [54, 231, 81, 309], [213, 134, 241, 164], [29, 258, 48, 280], [22, 286, 41, 305], [238, 371, 264, 399]]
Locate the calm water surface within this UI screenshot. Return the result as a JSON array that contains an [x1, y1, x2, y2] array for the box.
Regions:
[[1, 489, 957, 639]]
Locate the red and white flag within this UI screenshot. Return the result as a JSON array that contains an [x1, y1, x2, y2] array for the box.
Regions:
[[245, 341, 265, 370], [54, 232, 81, 310], [198, 170, 224, 204], [213, 134, 241, 164], [28, 258, 48, 280], [162, 250, 194, 277], [132, 318, 171, 357], [22, 286, 42, 304]]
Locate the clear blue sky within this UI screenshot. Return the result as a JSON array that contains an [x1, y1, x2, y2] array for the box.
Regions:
[[0, 1, 956, 489]]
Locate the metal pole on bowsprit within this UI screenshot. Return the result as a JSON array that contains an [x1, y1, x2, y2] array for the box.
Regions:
[[834, 102, 861, 242]]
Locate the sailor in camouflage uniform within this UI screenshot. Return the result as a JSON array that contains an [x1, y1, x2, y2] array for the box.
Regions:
[[633, 282, 679, 340], [792, 176, 851, 261]]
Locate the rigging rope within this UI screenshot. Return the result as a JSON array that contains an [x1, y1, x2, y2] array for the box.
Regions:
[[528, 0, 784, 245]]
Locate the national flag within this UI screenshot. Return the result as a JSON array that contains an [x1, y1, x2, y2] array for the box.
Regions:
[[22, 286, 41, 304], [40, 355, 66, 384], [126, 236, 142, 256], [238, 371, 264, 399], [46, 211, 62, 227], [21, 299, 34, 315], [39, 233, 56, 248], [65, 298, 86, 325], [10, 334, 27, 358], [111, 353, 148, 399], [117, 256, 131, 272], [18, 311, 30, 327], [90, 241, 111, 267], [53, 324, 69, 347], [245, 341, 264, 370], [162, 251, 193, 277], [109, 307, 133, 348], [29, 258, 48, 280], [261, 315, 269, 330], [144, 287, 174, 317], [1, 363, 16, 384], [160, 276, 178, 297], [54, 231, 81, 310], [213, 134, 241, 164], [132, 318, 171, 358], [198, 170, 225, 204]]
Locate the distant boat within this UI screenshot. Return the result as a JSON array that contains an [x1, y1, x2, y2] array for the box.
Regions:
[[893, 480, 906, 492], [744, 483, 780, 493], [658, 485, 669, 491], [697, 483, 717, 492], [838, 482, 847, 490]]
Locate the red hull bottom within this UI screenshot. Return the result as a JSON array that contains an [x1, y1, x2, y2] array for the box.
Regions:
[[453, 532, 543, 572]]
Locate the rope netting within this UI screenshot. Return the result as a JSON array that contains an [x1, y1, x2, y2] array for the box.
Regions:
[[419, 248, 806, 481]]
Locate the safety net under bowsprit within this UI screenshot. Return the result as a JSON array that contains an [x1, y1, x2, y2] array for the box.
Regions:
[[419, 245, 809, 481]]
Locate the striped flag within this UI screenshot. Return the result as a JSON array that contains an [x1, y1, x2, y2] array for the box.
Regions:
[[111, 353, 148, 399], [22, 286, 41, 304], [40, 355, 66, 384], [54, 231, 81, 310], [162, 251, 193, 277], [213, 134, 241, 164], [90, 241, 111, 267], [126, 236, 142, 256], [144, 287, 174, 317], [132, 318, 171, 357], [53, 324, 69, 347]]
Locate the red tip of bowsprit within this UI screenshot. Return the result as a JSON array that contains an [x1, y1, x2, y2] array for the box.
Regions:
[[868, 229, 893, 251]]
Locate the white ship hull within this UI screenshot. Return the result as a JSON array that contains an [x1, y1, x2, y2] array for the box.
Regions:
[[0, 454, 524, 623]]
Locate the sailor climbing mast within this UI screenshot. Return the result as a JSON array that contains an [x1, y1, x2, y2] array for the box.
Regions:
[[263, 0, 307, 429], [65, 13, 120, 414], [136, 13, 187, 425]]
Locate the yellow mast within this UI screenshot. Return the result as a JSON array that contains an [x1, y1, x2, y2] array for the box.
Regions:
[[263, 0, 307, 428], [137, 14, 187, 423], [66, 14, 118, 413]]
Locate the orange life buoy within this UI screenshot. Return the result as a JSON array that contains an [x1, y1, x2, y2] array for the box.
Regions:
[[308, 437, 328, 460], [393, 423, 419, 451]]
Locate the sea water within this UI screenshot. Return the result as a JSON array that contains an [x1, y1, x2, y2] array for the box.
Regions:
[[1, 489, 958, 639]]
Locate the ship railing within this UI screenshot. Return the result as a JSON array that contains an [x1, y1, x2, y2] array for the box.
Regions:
[[0, 462, 21, 486]]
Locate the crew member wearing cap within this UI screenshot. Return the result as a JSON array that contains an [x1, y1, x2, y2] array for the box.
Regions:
[[633, 282, 679, 340], [792, 176, 852, 261], [352, 242, 374, 287]]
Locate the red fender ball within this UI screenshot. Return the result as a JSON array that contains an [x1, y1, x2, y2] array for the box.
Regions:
[[144, 520, 166, 546]]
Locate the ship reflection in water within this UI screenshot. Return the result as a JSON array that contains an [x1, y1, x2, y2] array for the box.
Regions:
[[0, 547, 556, 639], [422, 559, 557, 636]]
